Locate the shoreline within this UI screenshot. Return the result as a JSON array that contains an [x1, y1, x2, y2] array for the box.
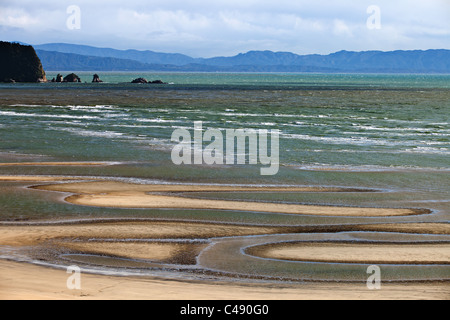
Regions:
[[0, 175, 448, 299], [1, 260, 449, 300]]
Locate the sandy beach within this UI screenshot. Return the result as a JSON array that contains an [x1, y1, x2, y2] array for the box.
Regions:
[[1, 260, 449, 300], [0, 175, 449, 300]]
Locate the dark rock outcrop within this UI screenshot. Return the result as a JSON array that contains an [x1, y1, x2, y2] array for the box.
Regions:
[[0, 41, 47, 82], [55, 74, 63, 82], [131, 78, 168, 84], [131, 78, 148, 84], [92, 74, 103, 83], [63, 73, 81, 82], [149, 80, 168, 84]]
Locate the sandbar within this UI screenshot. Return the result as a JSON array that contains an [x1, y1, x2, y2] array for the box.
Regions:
[[34, 181, 425, 217], [0, 176, 89, 182], [356, 223, 450, 235], [34, 180, 369, 193], [0, 220, 291, 247], [56, 240, 208, 265], [0, 162, 116, 166], [247, 242, 450, 265]]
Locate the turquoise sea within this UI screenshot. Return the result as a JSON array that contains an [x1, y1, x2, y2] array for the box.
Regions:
[[0, 73, 449, 282]]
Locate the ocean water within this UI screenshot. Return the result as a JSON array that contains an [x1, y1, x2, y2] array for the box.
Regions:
[[0, 72, 449, 213], [0, 73, 449, 282]]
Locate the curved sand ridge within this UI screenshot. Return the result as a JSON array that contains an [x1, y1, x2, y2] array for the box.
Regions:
[[0, 220, 291, 247], [0, 220, 292, 270], [33, 181, 428, 217], [247, 242, 450, 265], [2, 220, 449, 282], [56, 241, 209, 265], [0, 176, 93, 182], [0, 162, 117, 167]]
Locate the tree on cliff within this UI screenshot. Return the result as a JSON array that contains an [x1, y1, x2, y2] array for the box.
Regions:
[[0, 41, 47, 82]]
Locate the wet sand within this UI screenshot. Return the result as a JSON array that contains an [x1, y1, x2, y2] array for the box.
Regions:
[[1, 260, 449, 300], [56, 241, 208, 265], [0, 176, 90, 182], [0, 175, 448, 300], [0, 220, 291, 247], [34, 181, 426, 217], [33, 180, 370, 193], [0, 162, 117, 167], [247, 242, 450, 265], [355, 223, 450, 235]]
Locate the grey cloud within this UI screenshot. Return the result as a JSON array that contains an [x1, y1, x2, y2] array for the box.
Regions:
[[1, 0, 448, 56]]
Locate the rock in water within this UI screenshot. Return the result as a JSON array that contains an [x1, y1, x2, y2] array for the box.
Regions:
[[92, 74, 103, 83], [63, 73, 81, 82], [149, 80, 168, 84], [0, 41, 47, 83], [131, 78, 148, 84]]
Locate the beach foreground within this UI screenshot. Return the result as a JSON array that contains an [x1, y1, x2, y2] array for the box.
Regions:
[[0, 173, 449, 300], [1, 260, 449, 300]]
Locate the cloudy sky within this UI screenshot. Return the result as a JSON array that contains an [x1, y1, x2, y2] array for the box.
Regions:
[[1, 0, 449, 57]]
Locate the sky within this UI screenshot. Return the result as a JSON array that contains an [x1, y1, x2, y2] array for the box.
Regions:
[[0, 0, 449, 57]]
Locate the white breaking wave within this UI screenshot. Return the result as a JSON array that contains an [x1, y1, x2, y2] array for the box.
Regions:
[[0, 110, 100, 120], [294, 164, 450, 172], [53, 127, 125, 139]]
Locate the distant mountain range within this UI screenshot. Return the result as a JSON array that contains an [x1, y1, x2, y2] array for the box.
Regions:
[[33, 43, 450, 73]]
